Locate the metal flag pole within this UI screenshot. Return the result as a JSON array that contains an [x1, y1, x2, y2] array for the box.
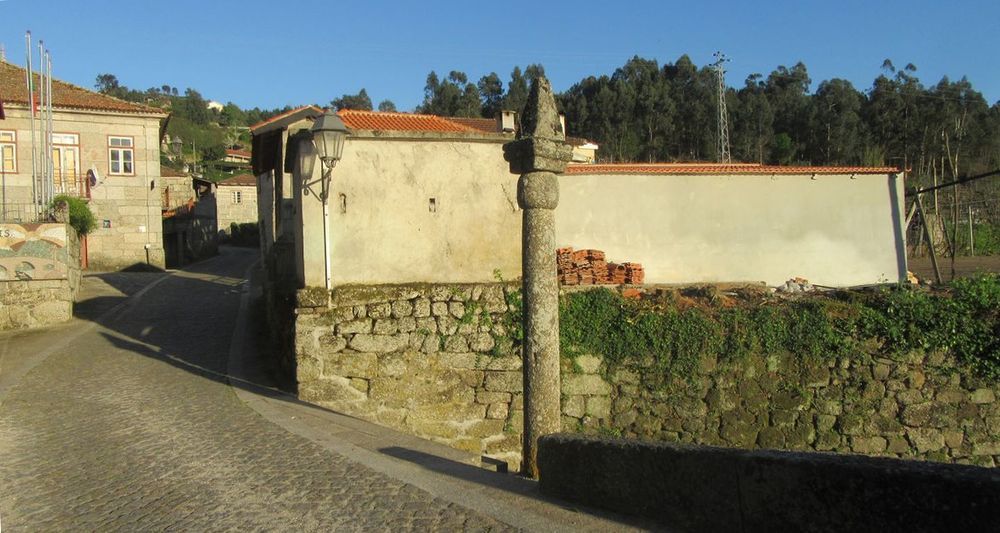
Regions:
[[46, 49, 54, 202], [25, 32, 38, 217], [39, 40, 48, 208]]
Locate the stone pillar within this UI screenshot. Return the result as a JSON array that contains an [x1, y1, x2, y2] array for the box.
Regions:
[[503, 77, 573, 478]]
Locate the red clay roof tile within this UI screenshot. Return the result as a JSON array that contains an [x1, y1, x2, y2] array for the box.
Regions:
[[566, 163, 899, 175], [0, 61, 165, 115], [338, 110, 480, 133], [446, 117, 498, 133]]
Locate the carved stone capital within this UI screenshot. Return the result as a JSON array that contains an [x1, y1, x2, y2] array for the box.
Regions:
[[504, 137, 573, 175]]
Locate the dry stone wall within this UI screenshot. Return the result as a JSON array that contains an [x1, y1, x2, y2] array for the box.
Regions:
[[567, 349, 1000, 467], [295, 283, 526, 468], [295, 284, 1000, 469]]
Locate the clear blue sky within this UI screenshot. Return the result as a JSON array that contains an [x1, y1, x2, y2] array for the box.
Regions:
[[2, 0, 998, 112]]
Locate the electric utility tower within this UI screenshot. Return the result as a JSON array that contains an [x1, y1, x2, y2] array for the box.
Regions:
[[713, 51, 732, 164]]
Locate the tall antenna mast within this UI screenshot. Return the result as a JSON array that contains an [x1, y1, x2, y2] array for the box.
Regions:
[[713, 51, 732, 164]]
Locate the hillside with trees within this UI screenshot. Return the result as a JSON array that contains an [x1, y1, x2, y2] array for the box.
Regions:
[[94, 74, 294, 181], [395, 57, 999, 189], [96, 55, 1000, 189]]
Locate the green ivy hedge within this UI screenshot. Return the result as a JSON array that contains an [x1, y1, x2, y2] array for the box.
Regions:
[[558, 274, 1000, 381]]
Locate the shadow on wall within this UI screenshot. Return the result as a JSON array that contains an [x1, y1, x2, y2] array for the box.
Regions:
[[538, 433, 1000, 532], [888, 175, 908, 282]]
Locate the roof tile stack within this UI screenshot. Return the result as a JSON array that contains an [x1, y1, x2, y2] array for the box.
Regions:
[[557, 248, 644, 286]]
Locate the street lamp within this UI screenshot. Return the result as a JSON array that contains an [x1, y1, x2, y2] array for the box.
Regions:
[[310, 109, 349, 202], [309, 109, 350, 291]]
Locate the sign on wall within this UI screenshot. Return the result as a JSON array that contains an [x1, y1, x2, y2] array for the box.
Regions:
[[0, 223, 71, 281]]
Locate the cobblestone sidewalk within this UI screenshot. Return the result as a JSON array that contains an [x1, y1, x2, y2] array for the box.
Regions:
[[0, 248, 514, 531]]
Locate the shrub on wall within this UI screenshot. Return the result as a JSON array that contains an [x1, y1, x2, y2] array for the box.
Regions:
[[228, 222, 260, 247], [559, 274, 1000, 382], [50, 195, 97, 236]]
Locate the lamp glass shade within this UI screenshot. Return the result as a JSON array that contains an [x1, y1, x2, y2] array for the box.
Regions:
[[298, 136, 316, 179], [311, 111, 349, 164]]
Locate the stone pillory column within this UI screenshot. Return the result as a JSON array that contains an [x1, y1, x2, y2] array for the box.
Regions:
[[503, 77, 573, 478]]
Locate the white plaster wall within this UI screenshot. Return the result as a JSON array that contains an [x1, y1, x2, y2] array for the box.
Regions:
[[298, 137, 521, 287], [556, 172, 907, 287]]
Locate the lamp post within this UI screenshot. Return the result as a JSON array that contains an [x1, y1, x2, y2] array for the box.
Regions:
[[310, 109, 349, 290]]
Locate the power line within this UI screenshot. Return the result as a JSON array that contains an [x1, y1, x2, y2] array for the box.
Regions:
[[908, 168, 1000, 196], [712, 51, 731, 164]]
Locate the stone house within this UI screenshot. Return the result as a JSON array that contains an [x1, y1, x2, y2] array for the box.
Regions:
[[253, 107, 906, 468], [215, 173, 258, 236], [161, 166, 217, 267], [0, 60, 168, 270]]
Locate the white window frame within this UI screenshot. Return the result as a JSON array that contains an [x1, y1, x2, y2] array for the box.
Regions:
[[232, 190, 242, 204], [108, 135, 135, 176], [0, 130, 16, 173]]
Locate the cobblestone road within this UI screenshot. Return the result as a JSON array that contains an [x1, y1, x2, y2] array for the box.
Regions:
[[0, 248, 515, 531]]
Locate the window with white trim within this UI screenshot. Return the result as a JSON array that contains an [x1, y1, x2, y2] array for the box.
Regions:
[[0, 130, 16, 173], [232, 190, 242, 204], [108, 136, 134, 175]]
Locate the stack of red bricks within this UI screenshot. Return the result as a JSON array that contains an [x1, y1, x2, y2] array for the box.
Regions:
[[556, 247, 645, 286]]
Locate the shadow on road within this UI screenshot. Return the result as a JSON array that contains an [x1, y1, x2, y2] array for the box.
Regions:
[[69, 247, 652, 530], [75, 247, 277, 389]]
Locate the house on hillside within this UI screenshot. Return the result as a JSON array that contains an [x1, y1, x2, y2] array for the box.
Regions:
[[215, 148, 252, 174], [216, 173, 258, 237], [0, 60, 168, 270], [223, 148, 251, 165]]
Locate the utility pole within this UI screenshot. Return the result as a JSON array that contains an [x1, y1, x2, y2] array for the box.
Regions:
[[712, 51, 732, 164]]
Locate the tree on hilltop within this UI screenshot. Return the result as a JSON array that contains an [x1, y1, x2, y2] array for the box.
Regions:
[[332, 89, 373, 111]]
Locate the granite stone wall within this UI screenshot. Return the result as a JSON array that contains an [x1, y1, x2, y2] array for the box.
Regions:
[[294, 283, 525, 468], [568, 348, 1000, 467], [0, 222, 80, 330], [295, 284, 1000, 469]]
